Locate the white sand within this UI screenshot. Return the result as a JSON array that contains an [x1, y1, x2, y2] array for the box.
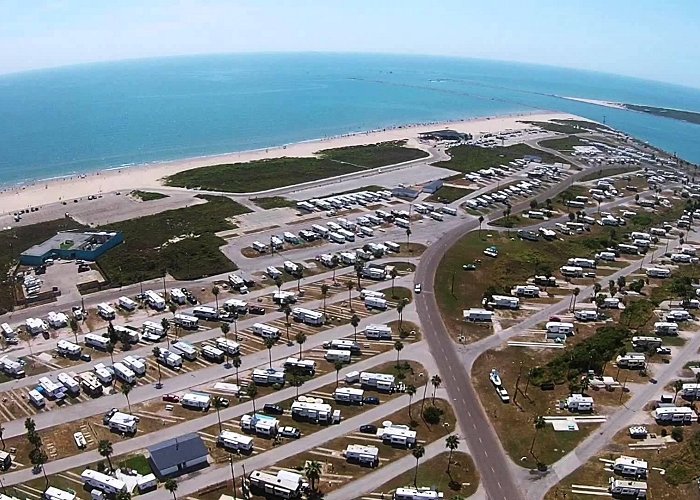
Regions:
[[0, 111, 582, 214], [559, 96, 626, 110]]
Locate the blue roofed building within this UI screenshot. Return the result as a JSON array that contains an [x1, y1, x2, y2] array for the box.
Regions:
[[20, 230, 123, 266], [147, 433, 209, 478]]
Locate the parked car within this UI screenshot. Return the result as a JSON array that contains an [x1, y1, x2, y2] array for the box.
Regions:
[[363, 397, 380, 405], [249, 305, 266, 315], [71, 305, 85, 320], [279, 426, 301, 438], [162, 394, 180, 403], [360, 424, 378, 434], [80, 353, 92, 362], [263, 403, 284, 415], [414, 283, 422, 294]]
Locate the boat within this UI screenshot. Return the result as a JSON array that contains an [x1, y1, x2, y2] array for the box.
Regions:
[[489, 369, 503, 387], [497, 386, 510, 403]]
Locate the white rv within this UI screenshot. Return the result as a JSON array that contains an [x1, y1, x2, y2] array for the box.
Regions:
[[364, 324, 393, 340], [112, 362, 136, 384], [217, 431, 254, 453], [174, 313, 199, 330], [192, 305, 219, 320], [215, 337, 240, 355], [118, 296, 138, 311], [292, 307, 325, 326], [57, 339, 82, 358], [463, 308, 493, 322], [80, 469, 127, 495], [325, 349, 351, 363], [171, 341, 198, 361], [251, 323, 281, 339], [96, 303, 116, 320], [85, 333, 110, 350], [144, 290, 166, 311], [158, 349, 183, 370], [181, 392, 211, 410], [122, 356, 146, 376], [364, 296, 388, 310]]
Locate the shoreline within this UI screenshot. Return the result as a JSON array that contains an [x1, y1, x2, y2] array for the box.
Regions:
[[0, 110, 581, 214]]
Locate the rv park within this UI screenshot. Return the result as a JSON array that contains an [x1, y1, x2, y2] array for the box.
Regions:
[[1, 114, 700, 500]]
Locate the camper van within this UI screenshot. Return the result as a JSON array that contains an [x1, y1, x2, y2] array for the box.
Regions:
[[171, 341, 198, 361], [251, 323, 281, 339], [291, 308, 325, 326], [325, 349, 352, 363], [216, 338, 241, 355], [96, 303, 116, 320], [201, 345, 225, 363], [174, 313, 199, 330], [192, 306, 219, 321], [158, 349, 183, 370], [364, 324, 393, 340], [364, 296, 388, 310], [118, 296, 138, 311], [85, 333, 110, 350], [144, 290, 166, 311]]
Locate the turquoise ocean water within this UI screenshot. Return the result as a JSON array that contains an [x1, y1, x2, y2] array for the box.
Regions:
[[1, 53, 699, 185]]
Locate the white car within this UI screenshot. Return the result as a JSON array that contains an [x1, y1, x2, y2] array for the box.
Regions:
[[73, 432, 87, 449], [414, 284, 422, 294], [279, 426, 301, 439]]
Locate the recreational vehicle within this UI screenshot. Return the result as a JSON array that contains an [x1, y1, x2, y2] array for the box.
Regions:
[[251, 323, 281, 339], [171, 341, 198, 361]]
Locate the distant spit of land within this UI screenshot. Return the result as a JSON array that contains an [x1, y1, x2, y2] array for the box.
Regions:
[[561, 96, 700, 126]]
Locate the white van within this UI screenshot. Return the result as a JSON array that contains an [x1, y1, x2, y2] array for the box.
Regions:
[[118, 296, 138, 311], [28, 389, 46, 408]]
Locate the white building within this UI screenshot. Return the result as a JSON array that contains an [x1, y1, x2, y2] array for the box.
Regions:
[[108, 412, 138, 434], [181, 392, 211, 410], [80, 469, 127, 495], [252, 367, 286, 385], [613, 456, 648, 478], [333, 387, 364, 404], [291, 398, 340, 423], [360, 372, 396, 391], [379, 424, 417, 447], [394, 488, 444, 500], [240, 413, 279, 436], [566, 394, 594, 412], [463, 308, 493, 322], [217, 430, 254, 453], [248, 469, 304, 499], [344, 444, 379, 467]]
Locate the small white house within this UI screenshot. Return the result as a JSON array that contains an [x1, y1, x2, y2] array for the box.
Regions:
[[80, 469, 126, 495], [613, 456, 648, 478], [360, 372, 396, 391], [344, 444, 379, 467], [108, 412, 138, 434], [566, 394, 594, 412], [333, 387, 364, 404], [463, 308, 493, 322], [181, 392, 211, 410], [217, 430, 254, 453], [546, 322, 575, 335], [240, 413, 279, 436], [653, 406, 697, 423]]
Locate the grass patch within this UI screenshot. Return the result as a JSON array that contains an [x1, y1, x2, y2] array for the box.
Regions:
[[118, 454, 152, 475], [625, 104, 700, 126], [165, 142, 427, 192], [251, 196, 297, 209], [97, 195, 249, 285], [520, 121, 584, 135], [579, 165, 641, 182], [326, 185, 386, 197], [434, 144, 564, 174], [489, 214, 529, 228], [129, 190, 168, 201], [319, 141, 429, 168], [376, 451, 479, 498], [0, 218, 84, 313], [552, 119, 613, 133], [382, 286, 413, 304], [425, 185, 474, 203], [538, 136, 587, 151]]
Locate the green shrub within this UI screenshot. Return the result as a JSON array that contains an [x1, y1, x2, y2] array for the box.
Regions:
[[423, 405, 443, 424]]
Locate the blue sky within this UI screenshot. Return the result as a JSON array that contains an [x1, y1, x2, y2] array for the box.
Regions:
[[2, 0, 698, 88]]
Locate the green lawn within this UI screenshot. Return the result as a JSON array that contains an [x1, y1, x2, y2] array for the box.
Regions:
[[434, 144, 564, 174], [97, 195, 249, 285], [165, 141, 427, 193], [251, 196, 297, 209], [520, 121, 584, 135], [425, 185, 474, 203], [552, 119, 612, 133], [538, 136, 587, 151], [488, 214, 529, 228], [579, 166, 641, 182], [377, 451, 479, 499], [0, 218, 84, 313], [118, 454, 152, 475], [130, 190, 168, 201]]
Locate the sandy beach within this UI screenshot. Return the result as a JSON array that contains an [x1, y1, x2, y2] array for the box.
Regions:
[[559, 96, 626, 110], [0, 111, 581, 214]]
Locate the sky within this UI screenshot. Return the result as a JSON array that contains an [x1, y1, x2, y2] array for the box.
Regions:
[[1, 0, 699, 88]]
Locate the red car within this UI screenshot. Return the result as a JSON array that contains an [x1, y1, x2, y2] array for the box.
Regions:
[[549, 316, 561, 322], [162, 394, 180, 403]]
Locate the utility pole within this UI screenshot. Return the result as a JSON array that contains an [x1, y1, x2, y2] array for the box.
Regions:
[[513, 363, 523, 403], [229, 457, 237, 500]]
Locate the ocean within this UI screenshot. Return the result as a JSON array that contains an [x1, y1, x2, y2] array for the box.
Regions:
[[1, 52, 699, 185]]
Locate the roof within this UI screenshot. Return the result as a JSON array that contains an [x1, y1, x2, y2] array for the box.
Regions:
[[21, 230, 121, 259], [148, 433, 208, 472]]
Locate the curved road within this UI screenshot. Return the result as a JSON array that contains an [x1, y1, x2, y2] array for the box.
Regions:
[[412, 162, 653, 500]]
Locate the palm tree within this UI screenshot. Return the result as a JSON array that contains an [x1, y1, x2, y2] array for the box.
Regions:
[[406, 228, 412, 252], [673, 379, 684, 404], [412, 444, 425, 486], [152, 347, 163, 387], [282, 304, 292, 343], [212, 285, 220, 310], [394, 340, 404, 367], [593, 282, 602, 297], [98, 439, 114, 471], [445, 435, 459, 474], [274, 276, 283, 297], [295, 332, 307, 359], [231, 355, 242, 385], [264, 338, 275, 368], [321, 283, 330, 317], [390, 268, 399, 297], [346, 281, 354, 312], [115, 491, 132, 500], [69, 317, 79, 344], [164, 478, 178, 500], [478, 215, 484, 238], [570, 287, 580, 312], [296, 268, 304, 293], [350, 314, 360, 343], [431, 375, 442, 403], [288, 373, 305, 397], [121, 384, 132, 413], [396, 299, 407, 331], [354, 261, 364, 291], [334, 361, 343, 387], [212, 396, 225, 433], [161, 317, 171, 348], [304, 460, 322, 492], [29, 447, 48, 487], [406, 385, 416, 419], [221, 322, 231, 367], [106, 341, 115, 365], [246, 382, 258, 413]]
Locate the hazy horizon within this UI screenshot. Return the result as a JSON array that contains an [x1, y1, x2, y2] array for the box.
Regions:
[[2, 0, 698, 89]]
